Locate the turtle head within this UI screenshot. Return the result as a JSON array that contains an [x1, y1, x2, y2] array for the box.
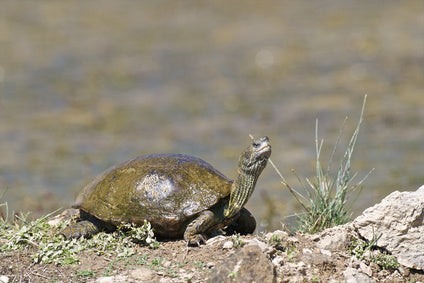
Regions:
[[238, 136, 271, 174], [224, 136, 271, 218]]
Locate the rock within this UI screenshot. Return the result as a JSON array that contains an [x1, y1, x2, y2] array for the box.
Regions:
[[348, 256, 361, 269], [320, 249, 332, 257], [129, 268, 155, 281], [299, 253, 335, 272], [0, 276, 9, 283], [353, 185, 424, 270], [206, 235, 226, 246], [94, 275, 126, 283], [302, 248, 313, 254], [343, 267, 376, 283], [311, 223, 354, 251], [207, 244, 275, 283], [359, 262, 373, 277], [271, 255, 285, 266], [222, 241, 233, 249], [245, 238, 268, 252], [387, 270, 404, 281], [92, 268, 155, 283]]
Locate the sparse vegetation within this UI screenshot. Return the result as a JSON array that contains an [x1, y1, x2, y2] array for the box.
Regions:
[[231, 233, 244, 248], [0, 202, 158, 266], [75, 269, 96, 279], [193, 261, 206, 270], [270, 96, 372, 233], [350, 237, 399, 270], [268, 234, 285, 249], [228, 269, 238, 280], [349, 228, 399, 270]]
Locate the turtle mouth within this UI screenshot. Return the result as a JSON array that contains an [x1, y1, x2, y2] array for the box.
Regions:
[[253, 137, 271, 159], [256, 144, 271, 157]]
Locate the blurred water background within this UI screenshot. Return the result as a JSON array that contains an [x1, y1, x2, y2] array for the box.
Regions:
[[0, 0, 423, 231]]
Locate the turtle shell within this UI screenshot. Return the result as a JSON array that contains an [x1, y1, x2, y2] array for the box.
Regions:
[[73, 154, 233, 236]]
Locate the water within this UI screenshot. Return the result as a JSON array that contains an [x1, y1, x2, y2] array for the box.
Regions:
[[0, 0, 423, 231]]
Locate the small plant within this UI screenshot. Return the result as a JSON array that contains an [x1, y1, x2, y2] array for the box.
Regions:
[[193, 261, 206, 270], [268, 234, 285, 249], [0, 189, 8, 224], [118, 220, 159, 248], [231, 233, 244, 248], [349, 227, 382, 261], [228, 270, 238, 280], [349, 228, 399, 270], [175, 261, 186, 268], [150, 257, 163, 267], [285, 242, 297, 262], [75, 269, 95, 278], [136, 254, 149, 265], [311, 275, 320, 282], [267, 96, 372, 234], [374, 254, 399, 270]]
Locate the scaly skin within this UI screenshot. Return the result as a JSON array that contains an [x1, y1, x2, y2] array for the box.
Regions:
[[61, 220, 99, 239]]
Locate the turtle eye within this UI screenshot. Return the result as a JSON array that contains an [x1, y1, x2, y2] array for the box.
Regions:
[[252, 141, 260, 148]]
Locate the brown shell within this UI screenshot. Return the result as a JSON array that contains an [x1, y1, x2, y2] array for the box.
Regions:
[[73, 154, 233, 234]]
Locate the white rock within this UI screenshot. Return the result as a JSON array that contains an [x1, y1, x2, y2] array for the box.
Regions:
[[271, 256, 285, 266], [312, 223, 354, 251], [302, 248, 313, 254], [320, 249, 332, 257], [359, 262, 373, 277], [353, 185, 424, 270], [0, 276, 9, 283], [94, 275, 127, 283], [206, 235, 226, 246], [222, 241, 233, 249], [94, 277, 114, 283], [245, 238, 268, 252], [343, 267, 376, 283]]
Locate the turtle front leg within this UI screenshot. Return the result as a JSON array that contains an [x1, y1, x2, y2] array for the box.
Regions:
[[184, 210, 215, 246], [60, 220, 100, 239]]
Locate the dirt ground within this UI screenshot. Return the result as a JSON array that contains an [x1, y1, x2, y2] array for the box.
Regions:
[[2, 231, 424, 282]]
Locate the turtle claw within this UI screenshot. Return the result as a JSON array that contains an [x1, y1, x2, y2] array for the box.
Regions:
[[187, 234, 207, 246]]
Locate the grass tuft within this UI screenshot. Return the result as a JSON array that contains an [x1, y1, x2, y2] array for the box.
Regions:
[[269, 95, 372, 233], [296, 96, 373, 233]]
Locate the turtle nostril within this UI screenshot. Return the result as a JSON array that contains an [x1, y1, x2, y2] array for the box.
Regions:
[[261, 136, 269, 143]]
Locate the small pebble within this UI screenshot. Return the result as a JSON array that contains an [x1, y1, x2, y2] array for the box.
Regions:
[[271, 256, 285, 266], [320, 248, 332, 257], [359, 262, 373, 277], [302, 248, 313, 254], [222, 241, 233, 249]]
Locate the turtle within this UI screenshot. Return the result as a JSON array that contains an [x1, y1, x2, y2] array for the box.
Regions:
[[61, 136, 271, 245]]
